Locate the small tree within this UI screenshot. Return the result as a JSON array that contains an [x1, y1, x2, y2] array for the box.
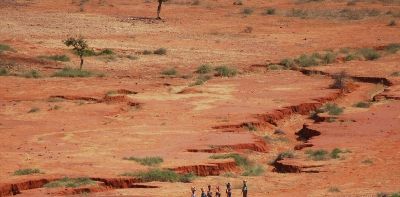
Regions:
[[63, 37, 89, 70]]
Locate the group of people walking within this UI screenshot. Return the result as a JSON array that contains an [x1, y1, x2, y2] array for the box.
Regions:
[[191, 180, 248, 197]]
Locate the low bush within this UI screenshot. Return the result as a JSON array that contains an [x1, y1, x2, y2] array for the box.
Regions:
[[280, 58, 295, 68], [242, 8, 254, 15], [358, 48, 380, 60], [242, 165, 264, 176], [320, 103, 344, 115], [388, 20, 396, 26], [190, 75, 211, 86], [330, 148, 343, 159], [305, 149, 328, 161], [263, 8, 276, 15], [0, 68, 9, 76], [13, 168, 41, 176], [0, 43, 13, 53], [28, 107, 40, 113], [123, 156, 163, 166], [330, 71, 348, 90], [38, 55, 70, 62], [243, 122, 257, 131], [391, 71, 400, 77], [161, 68, 178, 76], [53, 67, 93, 77], [44, 177, 96, 188], [385, 43, 400, 54], [122, 169, 195, 183], [154, 48, 167, 55], [353, 101, 371, 108], [210, 153, 249, 168], [295, 54, 319, 67], [196, 64, 213, 74], [214, 66, 237, 77], [22, 70, 41, 78]]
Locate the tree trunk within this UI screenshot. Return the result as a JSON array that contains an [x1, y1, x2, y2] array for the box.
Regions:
[[157, 0, 162, 19], [80, 56, 83, 70]]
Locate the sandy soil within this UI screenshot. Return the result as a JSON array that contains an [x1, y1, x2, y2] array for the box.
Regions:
[[0, 0, 399, 196]]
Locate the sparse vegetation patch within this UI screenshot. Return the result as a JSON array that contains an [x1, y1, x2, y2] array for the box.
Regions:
[[13, 168, 41, 176], [123, 156, 164, 166], [121, 169, 195, 183], [44, 177, 96, 188], [53, 67, 93, 78], [214, 66, 237, 77]]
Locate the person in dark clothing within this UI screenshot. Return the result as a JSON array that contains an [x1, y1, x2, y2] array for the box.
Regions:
[[207, 185, 213, 197], [201, 188, 207, 197], [157, 0, 167, 19], [241, 180, 248, 197], [215, 186, 221, 197], [226, 183, 232, 197]]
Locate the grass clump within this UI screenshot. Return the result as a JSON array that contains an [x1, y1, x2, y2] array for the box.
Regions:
[[362, 159, 373, 164], [321, 52, 337, 64], [123, 156, 163, 166], [0, 68, 9, 76], [328, 187, 341, 192], [280, 58, 295, 68], [190, 75, 211, 86], [344, 53, 359, 61], [122, 169, 195, 183], [295, 54, 319, 67], [388, 20, 396, 26], [214, 66, 237, 77], [0, 43, 13, 53], [53, 67, 93, 78], [242, 8, 254, 15], [97, 48, 114, 55], [196, 64, 213, 74], [242, 165, 264, 176], [277, 151, 295, 160], [391, 71, 400, 77], [161, 68, 178, 76], [330, 148, 343, 159], [154, 48, 167, 55], [28, 107, 40, 113], [354, 101, 371, 108], [210, 153, 249, 168], [38, 55, 70, 62], [263, 8, 276, 15], [330, 71, 349, 90], [13, 168, 41, 176], [358, 48, 380, 60], [44, 177, 96, 188], [243, 122, 257, 131], [319, 103, 344, 115], [385, 43, 400, 54], [22, 70, 41, 78], [305, 149, 328, 161]]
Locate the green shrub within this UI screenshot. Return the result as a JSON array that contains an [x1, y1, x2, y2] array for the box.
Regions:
[[242, 165, 264, 176], [277, 151, 295, 160], [44, 177, 96, 188], [190, 75, 211, 86], [280, 58, 295, 68], [13, 168, 41, 176], [22, 70, 41, 78], [344, 53, 358, 61], [295, 54, 319, 67], [123, 156, 163, 166], [0, 68, 9, 76], [154, 48, 167, 55], [362, 159, 373, 164], [0, 43, 13, 52], [161, 68, 177, 76], [263, 8, 276, 15], [305, 149, 328, 161], [38, 55, 70, 62], [53, 67, 93, 77], [122, 169, 195, 183], [196, 64, 213, 74], [210, 153, 249, 167], [354, 101, 371, 108], [214, 66, 237, 77], [321, 52, 336, 64], [323, 103, 344, 115], [330, 148, 343, 159], [385, 43, 400, 54], [242, 8, 254, 15], [330, 71, 348, 90], [358, 48, 380, 60], [268, 64, 285, 70], [97, 48, 114, 55]]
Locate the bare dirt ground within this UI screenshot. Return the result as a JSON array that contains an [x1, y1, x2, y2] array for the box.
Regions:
[[0, 0, 400, 196]]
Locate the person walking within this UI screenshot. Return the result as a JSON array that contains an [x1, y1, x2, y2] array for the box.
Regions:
[[201, 188, 207, 197], [207, 185, 213, 197], [215, 186, 221, 197], [226, 183, 232, 197], [241, 180, 248, 197], [191, 186, 197, 197]]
